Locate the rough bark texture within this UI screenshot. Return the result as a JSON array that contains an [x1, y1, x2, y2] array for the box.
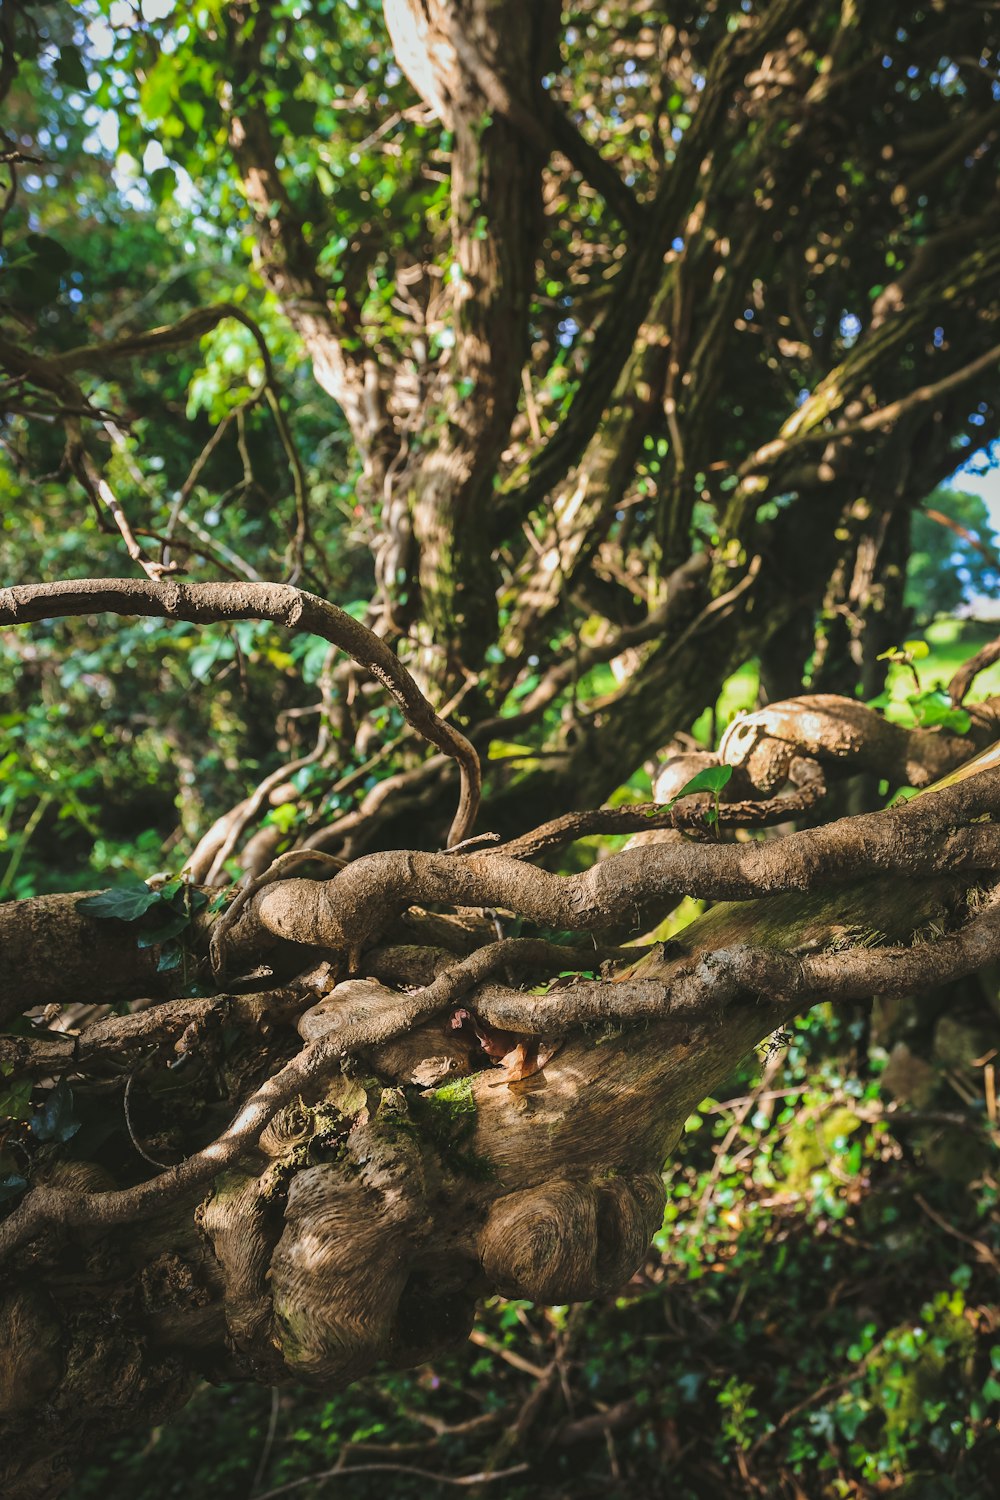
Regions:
[[1, 866, 980, 1499], [2, 1, 1000, 1490], [3, 717, 1000, 1495]]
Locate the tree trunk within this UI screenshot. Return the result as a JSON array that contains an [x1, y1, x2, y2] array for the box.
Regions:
[[0, 844, 991, 1495]]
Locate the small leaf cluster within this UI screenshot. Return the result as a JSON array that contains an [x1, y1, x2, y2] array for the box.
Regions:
[[78, 877, 208, 974], [869, 639, 973, 734]]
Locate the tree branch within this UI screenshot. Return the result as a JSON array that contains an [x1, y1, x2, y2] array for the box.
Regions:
[[229, 770, 1000, 966], [0, 579, 481, 848]]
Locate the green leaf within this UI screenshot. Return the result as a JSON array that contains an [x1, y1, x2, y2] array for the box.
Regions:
[[672, 765, 734, 800], [136, 909, 191, 948], [30, 1078, 81, 1143], [908, 690, 971, 733], [54, 47, 89, 90], [280, 98, 317, 137], [156, 940, 184, 972], [77, 882, 163, 922], [266, 802, 299, 834], [25, 233, 73, 271], [139, 55, 175, 120], [189, 640, 230, 681], [148, 166, 176, 204], [902, 639, 930, 659]]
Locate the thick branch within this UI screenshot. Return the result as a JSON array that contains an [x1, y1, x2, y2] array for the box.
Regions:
[[0, 938, 575, 1261], [229, 770, 1000, 965], [950, 637, 1000, 706], [473, 887, 1000, 1030], [496, 0, 811, 529]]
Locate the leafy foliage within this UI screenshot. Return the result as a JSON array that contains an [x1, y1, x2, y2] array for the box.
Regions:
[[77, 880, 165, 922], [2, 2, 1000, 1494], [908, 490, 1000, 624]]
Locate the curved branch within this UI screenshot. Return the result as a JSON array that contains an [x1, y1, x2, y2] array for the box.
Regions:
[[204, 718, 332, 887], [0, 579, 481, 847], [472, 886, 1000, 1031], [45, 302, 276, 384], [232, 770, 1000, 964], [0, 937, 573, 1260], [950, 635, 1000, 706], [741, 340, 1000, 469], [490, 781, 828, 862], [474, 552, 710, 748]]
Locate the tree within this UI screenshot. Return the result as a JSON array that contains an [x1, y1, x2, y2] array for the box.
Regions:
[[907, 486, 1000, 623], [1, 1, 1000, 1493]]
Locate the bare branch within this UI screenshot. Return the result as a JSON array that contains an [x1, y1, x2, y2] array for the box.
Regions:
[[0, 579, 481, 847], [232, 769, 1000, 965], [950, 637, 1000, 706], [492, 774, 827, 863]]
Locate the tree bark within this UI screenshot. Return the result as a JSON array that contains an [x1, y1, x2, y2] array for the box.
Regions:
[[1, 858, 982, 1498]]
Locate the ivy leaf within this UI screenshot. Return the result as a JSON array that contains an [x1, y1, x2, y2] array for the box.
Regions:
[[157, 940, 184, 972], [136, 909, 191, 948], [77, 882, 163, 922], [30, 1078, 81, 1143]]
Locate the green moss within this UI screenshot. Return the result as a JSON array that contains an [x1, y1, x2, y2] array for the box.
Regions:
[[427, 1075, 476, 1121], [868, 1296, 976, 1448], [411, 1077, 495, 1181], [784, 1105, 862, 1191]]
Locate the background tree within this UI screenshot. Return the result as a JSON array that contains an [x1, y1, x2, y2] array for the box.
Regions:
[[1, 1, 999, 1495], [907, 487, 1000, 624]]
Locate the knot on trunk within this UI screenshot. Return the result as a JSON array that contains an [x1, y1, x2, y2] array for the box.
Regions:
[[477, 1172, 665, 1302]]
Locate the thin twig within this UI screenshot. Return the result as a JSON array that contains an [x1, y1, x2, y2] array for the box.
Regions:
[[251, 1461, 530, 1498]]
